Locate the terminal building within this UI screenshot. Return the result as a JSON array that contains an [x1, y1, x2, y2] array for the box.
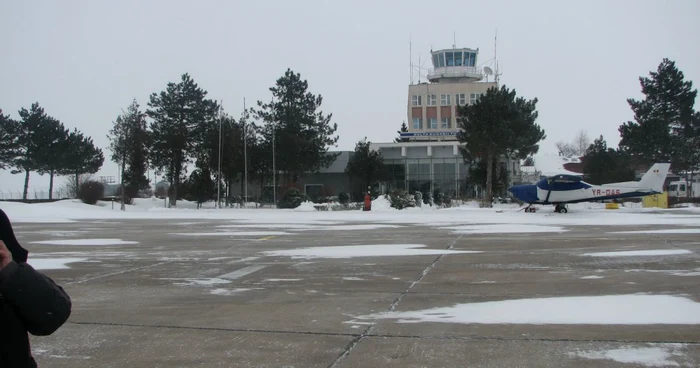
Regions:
[[370, 45, 520, 198]]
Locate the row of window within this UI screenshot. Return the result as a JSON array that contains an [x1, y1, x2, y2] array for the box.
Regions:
[[412, 93, 482, 107], [412, 117, 454, 130], [432, 51, 477, 68]]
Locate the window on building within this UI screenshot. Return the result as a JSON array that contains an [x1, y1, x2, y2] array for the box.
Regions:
[[429, 118, 437, 129], [427, 94, 437, 106], [470, 93, 482, 104], [457, 93, 466, 105], [412, 95, 422, 106], [445, 52, 454, 66], [438, 53, 445, 68], [440, 94, 451, 106], [454, 51, 463, 66], [412, 117, 423, 129], [441, 117, 450, 129]]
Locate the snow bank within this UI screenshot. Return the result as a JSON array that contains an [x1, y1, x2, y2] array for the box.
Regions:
[[294, 201, 318, 212], [371, 196, 394, 211]]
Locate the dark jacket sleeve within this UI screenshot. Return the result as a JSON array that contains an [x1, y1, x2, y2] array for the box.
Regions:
[[0, 261, 72, 336]]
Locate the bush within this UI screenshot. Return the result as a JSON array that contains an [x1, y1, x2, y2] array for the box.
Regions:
[[78, 180, 105, 205], [389, 189, 416, 210], [424, 191, 433, 206], [434, 192, 453, 208], [338, 192, 350, 205], [278, 188, 308, 209], [414, 191, 423, 207]]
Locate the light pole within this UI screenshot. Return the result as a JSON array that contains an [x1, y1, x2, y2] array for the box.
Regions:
[[243, 98, 248, 208], [217, 101, 222, 208], [272, 123, 276, 208]]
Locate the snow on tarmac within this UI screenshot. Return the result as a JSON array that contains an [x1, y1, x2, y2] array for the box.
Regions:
[[570, 344, 687, 367], [583, 250, 692, 257], [611, 228, 700, 234], [31, 239, 138, 246], [439, 224, 566, 234], [2, 199, 699, 229], [262, 244, 482, 259], [169, 231, 291, 237], [28, 258, 87, 270], [355, 295, 700, 325]]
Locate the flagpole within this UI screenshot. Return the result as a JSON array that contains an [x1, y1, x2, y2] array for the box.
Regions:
[[243, 98, 248, 208]]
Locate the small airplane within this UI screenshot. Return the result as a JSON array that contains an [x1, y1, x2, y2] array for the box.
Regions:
[[508, 163, 671, 213]]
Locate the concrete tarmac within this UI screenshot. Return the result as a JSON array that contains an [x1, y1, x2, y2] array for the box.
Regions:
[[11, 218, 700, 367]]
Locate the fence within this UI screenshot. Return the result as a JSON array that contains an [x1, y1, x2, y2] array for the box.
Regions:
[[0, 189, 72, 201]]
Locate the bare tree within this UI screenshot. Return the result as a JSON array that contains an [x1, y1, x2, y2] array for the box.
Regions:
[[556, 130, 590, 157]]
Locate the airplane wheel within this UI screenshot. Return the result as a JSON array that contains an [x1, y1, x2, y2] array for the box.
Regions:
[[559, 207, 568, 214]]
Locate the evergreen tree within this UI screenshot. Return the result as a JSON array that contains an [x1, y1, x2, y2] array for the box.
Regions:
[[345, 138, 385, 190], [0, 109, 20, 170], [583, 135, 636, 185], [187, 168, 215, 208], [523, 156, 535, 166], [252, 69, 339, 184], [35, 116, 69, 199], [456, 86, 545, 205], [12, 103, 52, 200], [395, 122, 410, 143], [147, 73, 219, 207], [619, 58, 697, 170], [108, 99, 150, 209], [58, 129, 105, 193]]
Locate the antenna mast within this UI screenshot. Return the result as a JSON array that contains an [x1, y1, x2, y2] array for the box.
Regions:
[[409, 34, 413, 84], [494, 29, 500, 84]]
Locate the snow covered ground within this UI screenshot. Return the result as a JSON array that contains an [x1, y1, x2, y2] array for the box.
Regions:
[[1, 197, 698, 227]]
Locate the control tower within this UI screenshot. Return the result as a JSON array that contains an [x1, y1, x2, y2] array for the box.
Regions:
[[405, 45, 497, 141], [427, 48, 484, 83]]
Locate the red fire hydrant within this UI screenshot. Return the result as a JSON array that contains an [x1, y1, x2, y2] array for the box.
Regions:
[[363, 193, 371, 211]]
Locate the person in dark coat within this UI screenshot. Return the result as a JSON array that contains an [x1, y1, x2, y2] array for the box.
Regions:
[[0, 208, 72, 367]]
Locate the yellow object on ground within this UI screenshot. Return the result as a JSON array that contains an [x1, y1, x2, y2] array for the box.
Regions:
[[642, 192, 668, 208], [605, 203, 619, 210]]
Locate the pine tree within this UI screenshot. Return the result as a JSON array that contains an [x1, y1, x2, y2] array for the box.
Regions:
[[252, 69, 339, 184], [456, 86, 545, 205], [13, 103, 52, 200], [345, 138, 385, 190], [58, 129, 105, 194], [35, 116, 69, 199], [583, 135, 635, 185], [619, 58, 697, 170], [0, 109, 20, 170], [147, 73, 219, 207], [108, 99, 150, 209], [395, 122, 410, 143]]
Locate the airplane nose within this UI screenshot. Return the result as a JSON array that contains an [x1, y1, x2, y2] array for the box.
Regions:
[[509, 184, 538, 203]]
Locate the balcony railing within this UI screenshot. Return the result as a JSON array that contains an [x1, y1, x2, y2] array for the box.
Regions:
[[427, 66, 483, 82]]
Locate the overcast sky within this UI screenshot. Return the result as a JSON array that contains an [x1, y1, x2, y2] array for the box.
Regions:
[[1, 0, 698, 193]]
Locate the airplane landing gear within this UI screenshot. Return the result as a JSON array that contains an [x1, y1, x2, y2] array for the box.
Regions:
[[554, 204, 568, 213]]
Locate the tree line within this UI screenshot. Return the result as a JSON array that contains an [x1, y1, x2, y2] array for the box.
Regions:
[[107, 69, 339, 208], [581, 58, 699, 186], [0, 104, 104, 200]]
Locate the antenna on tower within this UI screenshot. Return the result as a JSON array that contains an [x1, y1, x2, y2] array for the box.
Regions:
[[494, 28, 501, 84], [409, 34, 413, 85]]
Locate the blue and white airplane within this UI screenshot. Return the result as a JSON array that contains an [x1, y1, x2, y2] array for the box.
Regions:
[[508, 163, 671, 213]]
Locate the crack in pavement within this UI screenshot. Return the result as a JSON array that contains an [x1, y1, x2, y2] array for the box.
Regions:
[[68, 321, 700, 345], [327, 233, 465, 368]]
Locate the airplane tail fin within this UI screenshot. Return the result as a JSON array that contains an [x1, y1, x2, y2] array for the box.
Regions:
[[639, 163, 671, 193]]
